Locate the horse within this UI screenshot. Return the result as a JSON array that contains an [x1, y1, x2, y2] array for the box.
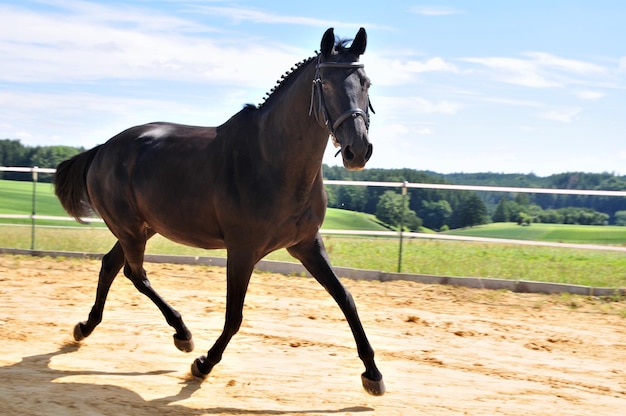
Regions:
[[53, 27, 384, 396]]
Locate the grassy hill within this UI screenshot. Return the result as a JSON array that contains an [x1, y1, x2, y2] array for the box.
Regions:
[[443, 222, 626, 245], [322, 208, 389, 231]]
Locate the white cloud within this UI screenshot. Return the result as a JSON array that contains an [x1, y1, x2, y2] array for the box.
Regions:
[[0, 89, 245, 147], [415, 127, 434, 135], [393, 57, 459, 73], [191, 5, 340, 26], [524, 52, 606, 74], [461, 52, 607, 89], [481, 96, 543, 108], [365, 55, 460, 87], [461, 57, 560, 88], [393, 97, 462, 115], [69, 0, 215, 32], [378, 123, 432, 136], [519, 125, 537, 133], [384, 123, 410, 136], [410, 6, 463, 16], [574, 90, 605, 100], [539, 107, 581, 123], [0, 3, 305, 86], [188, 5, 388, 30]]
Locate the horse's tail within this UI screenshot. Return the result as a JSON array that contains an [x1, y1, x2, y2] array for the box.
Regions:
[[53, 145, 102, 223]]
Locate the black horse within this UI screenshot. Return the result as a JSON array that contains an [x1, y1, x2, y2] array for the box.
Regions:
[[54, 28, 384, 396]]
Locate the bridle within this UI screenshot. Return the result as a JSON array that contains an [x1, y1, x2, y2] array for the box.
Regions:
[[309, 56, 375, 149]]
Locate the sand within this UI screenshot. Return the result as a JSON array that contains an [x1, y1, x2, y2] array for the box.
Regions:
[[1, 255, 625, 415]]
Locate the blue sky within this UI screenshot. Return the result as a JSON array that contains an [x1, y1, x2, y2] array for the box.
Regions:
[[1, 0, 625, 176]]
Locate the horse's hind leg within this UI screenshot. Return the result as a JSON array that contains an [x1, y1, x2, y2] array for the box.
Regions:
[[288, 233, 385, 396], [119, 232, 194, 352], [74, 242, 125, 341]]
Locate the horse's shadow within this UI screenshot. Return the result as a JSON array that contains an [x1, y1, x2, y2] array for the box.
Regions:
[[0, 342, 374, 415]]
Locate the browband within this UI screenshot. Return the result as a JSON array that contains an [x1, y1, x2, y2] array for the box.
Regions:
[[316, 62, 365, 69]]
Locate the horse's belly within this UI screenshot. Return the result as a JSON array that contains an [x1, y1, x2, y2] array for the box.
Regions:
[[153, 225, 226, 250]]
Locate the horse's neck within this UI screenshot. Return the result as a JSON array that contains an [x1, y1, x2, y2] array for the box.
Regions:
[[258, 62, 329, 177]]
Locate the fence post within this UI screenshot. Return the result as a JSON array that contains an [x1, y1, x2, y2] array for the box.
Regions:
[[31, 167, 38, 250], [397, 181, 408, 273]]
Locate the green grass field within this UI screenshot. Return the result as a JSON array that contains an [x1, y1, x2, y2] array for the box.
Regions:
[[2, 225, 625, 288], [2, 179, 626, 288], [0, 179, 66, 216], [443, 222, 626, 245]]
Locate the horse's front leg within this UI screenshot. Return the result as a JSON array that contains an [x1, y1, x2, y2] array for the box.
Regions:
[[191, 249, 254, 379], [288, 233, 385, 396]]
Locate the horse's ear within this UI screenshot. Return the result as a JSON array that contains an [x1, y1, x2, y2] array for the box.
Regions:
[[350, 27, 367, 56], [321, 28, 335, 57]]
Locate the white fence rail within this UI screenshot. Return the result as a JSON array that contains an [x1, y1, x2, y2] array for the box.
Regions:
[[3, 166, 626, 196], [0, 166, 56, 174], [324, 179, 626, 197]]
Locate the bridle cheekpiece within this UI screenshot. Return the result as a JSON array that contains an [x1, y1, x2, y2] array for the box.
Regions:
[[309, 56, 374, 149]]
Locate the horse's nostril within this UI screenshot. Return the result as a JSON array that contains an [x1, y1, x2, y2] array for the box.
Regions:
[[365, 144, 373, 161], [344, 146, 355, 161]]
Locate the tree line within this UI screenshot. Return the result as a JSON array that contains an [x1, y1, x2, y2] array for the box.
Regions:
[[3, 139, 626, 229], [440, 171, 626, 226], [0, 139, 83, 182], [324, 166, 491, 230], [324, 166, 626, 229]]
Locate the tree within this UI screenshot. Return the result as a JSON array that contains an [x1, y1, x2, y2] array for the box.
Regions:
[[30, 146, 82, 169], [325, 182, 371, 212], [615, 211, 626, 226], [420, 200, 452, 230], [404, 210, 423, 232], [452, 193, 490, 228], [375, 191, 403, 227], [514, 193, 530, 207], [516, 212, 532, 225], [492, 197, 511, 222], [375, 190, 421, 230], [527, 204, 544, 220], [538, 209, 563, 224], [0, 139, 31, 180], [29, 146, 83, 182], [0, 139, 29, 166], [0, 140, 84, 181]]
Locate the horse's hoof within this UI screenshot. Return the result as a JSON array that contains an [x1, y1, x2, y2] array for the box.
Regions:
[[191, 358, 209, 380], [361, 374, 385, 396], [73, 322, 86, 342], [174, 335, 194, 352]]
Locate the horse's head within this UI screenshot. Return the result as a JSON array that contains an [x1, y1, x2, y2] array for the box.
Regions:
[[312, 27, 374, 170]]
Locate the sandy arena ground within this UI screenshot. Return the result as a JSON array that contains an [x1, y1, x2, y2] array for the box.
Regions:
[[0, 254, 625, 415]]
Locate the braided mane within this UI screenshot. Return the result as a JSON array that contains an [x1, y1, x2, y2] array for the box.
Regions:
[[257, 54, 317, 109], [257, 38, 354, 109]]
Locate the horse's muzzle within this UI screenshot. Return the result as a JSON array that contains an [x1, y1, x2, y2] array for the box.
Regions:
[[342, 142, 373, 170]]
